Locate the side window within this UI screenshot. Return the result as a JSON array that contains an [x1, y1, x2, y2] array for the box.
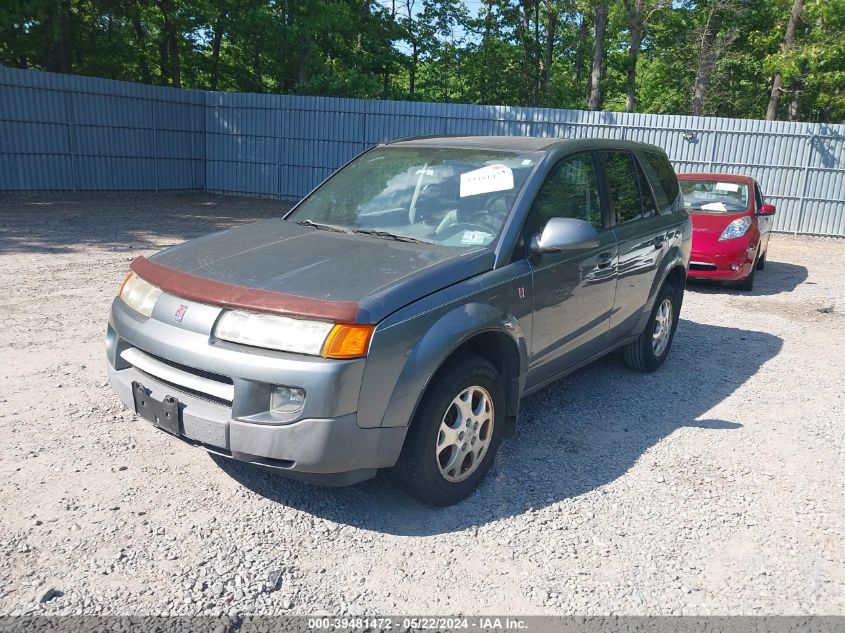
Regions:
[[526, 153, 601, 237], [635, 158, 658, 218], [601, 151, 642, 224], [754, 182, 764, 210], [640, 151, 680, 214]]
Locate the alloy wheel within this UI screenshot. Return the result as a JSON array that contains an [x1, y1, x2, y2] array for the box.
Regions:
[[436, 385, 494, 482], [652, 297, 674, 357]]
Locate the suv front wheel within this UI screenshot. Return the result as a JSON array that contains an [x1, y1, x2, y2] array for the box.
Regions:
[[391, 353, 504, 506]]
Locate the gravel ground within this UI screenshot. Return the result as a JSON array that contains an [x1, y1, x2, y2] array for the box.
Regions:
[[1, 192, 843, 616]]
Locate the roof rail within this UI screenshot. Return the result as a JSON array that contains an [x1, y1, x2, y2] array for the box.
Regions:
[[382, 134, 472, 144]]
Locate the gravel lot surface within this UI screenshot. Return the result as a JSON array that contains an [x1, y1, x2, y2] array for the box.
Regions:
[[1, 192, 843, 616]]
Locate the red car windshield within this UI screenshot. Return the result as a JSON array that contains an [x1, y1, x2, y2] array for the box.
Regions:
[[680, 179, 750, 213]]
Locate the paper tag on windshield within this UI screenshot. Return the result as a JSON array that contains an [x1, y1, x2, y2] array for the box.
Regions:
[[460, 164, 514, 198], [715, 182, 740, 192], [701, 202, 728, 211], [460, 231, 488, 245]]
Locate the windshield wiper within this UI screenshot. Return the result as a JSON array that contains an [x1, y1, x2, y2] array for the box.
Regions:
[[296, 219, 353, 234], [687, 206, 734, 213], [353, 229, 436, 244]]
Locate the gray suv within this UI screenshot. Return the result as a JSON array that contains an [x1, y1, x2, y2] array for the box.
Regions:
[[106, 136, 691, 506]]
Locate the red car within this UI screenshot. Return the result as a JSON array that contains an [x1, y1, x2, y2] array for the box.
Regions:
[[677, 173, 776, 291]]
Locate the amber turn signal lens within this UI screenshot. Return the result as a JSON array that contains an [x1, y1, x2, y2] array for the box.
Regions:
[[117, 271, 134, 296], [322, 324, 375, 359]]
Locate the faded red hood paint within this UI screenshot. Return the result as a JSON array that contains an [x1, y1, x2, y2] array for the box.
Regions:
[[131, 218, 495, 324], [130, 256, 361, 322]]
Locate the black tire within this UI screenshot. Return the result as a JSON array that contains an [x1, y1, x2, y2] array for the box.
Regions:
[[756, 252, 766, 270], [390, 353, 504, 506], [623, 283, 680, 373], [735, 264, 756, 291]]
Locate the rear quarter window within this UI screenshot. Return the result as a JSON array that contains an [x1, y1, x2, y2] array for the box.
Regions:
[[639, 151, 680, 214]]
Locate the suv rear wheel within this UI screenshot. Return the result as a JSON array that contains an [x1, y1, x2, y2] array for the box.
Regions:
[[391, 353, 504, 506], [623, 283, 680, 373]]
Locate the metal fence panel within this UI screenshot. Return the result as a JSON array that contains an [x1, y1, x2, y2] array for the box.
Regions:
[[0, 67, 204, 191], [1, 66, 843, 236]]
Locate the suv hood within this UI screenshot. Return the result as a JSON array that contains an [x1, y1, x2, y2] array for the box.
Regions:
[[139, 219, 494, 324]]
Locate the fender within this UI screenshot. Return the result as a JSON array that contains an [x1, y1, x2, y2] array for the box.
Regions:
[[635, 216, 692, 334], [357, 300, 529, 434]]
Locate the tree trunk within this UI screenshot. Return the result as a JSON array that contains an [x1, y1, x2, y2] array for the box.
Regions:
[[787, 59, 808, 121], [383, 1, 395, 96], [542, 2, 558, 106], [575, 16, 589, 101], [410, 42, 417, 98], [295, 44, 312, 86], [588, 1, 607, 111], [441, 47, 449, 102], [45, 0, 73, 73], [534, 0, 541, 106], [691, 7, 722, 117], [479, 0, 494, 103], [158, 37, 169, 85], [518, 1, 534, 106], [210, 18, 224, 91], [131, 9, 152, 84], [157, 0, 181, 87], [624, 0, 644, 113], [765, 0, 803, 121], [818, 87, 838, 122]]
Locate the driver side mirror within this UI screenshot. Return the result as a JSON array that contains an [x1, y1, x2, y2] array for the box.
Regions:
[[758, 203, 776, 216], [530, 217, 600, 255]]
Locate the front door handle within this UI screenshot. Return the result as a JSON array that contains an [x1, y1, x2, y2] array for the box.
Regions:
[[596, 252, 613, 269]]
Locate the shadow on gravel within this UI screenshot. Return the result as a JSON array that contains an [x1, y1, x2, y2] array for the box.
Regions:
[[215, 319, 782, 536], [0, 193, 290, 254], [686, 260, 808, 297]]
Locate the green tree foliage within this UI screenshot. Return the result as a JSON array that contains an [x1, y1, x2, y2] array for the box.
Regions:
[[0, 0, 842, 121]]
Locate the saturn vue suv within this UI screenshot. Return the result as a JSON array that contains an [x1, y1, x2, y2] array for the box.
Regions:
[[106, 136, 691, 506]]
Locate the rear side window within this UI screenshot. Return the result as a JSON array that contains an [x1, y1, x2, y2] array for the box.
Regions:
[[640, 151, 680, 214], [635, 159, 658, 218], [601, 151, 643, 224]]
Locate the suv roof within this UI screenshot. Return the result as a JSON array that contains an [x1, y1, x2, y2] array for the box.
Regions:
[[384, 135, 665, 155]]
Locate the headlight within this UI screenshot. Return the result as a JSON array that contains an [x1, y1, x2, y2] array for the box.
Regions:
[[213, 310, 374, 358], [119, 273, 162, 317], [719, 216, 752, 241]]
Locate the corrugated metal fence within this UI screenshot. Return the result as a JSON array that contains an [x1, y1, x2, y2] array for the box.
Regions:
[[2, 66, 844, 236]]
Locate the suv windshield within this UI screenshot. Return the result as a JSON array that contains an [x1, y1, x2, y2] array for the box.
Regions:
[[679, 178, 750, 213], [286, 146, 540, 248]]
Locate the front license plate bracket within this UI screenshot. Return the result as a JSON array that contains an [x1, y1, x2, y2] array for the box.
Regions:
[[131, 381, 181, 436]]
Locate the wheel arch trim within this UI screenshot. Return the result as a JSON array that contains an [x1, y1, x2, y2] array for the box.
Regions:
[[374, 302, 528, 436]]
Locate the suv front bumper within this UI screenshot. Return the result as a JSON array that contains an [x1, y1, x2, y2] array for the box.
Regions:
[[106, 296, 406, 485], [108, 363, 406, 484]]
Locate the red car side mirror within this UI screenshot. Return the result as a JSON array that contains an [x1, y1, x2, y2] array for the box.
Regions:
[[758, 203, 776, 216]]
